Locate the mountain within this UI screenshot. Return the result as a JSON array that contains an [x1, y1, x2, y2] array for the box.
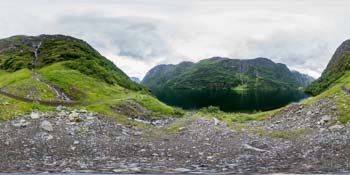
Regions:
[[303, 39, 350, 123], [0, 35, 144, 91], [305, 40, 350, 95], [142, 57, 314, 91], [0, 35, 173, 120], [130, 77, 141, 83], [291, 71, 315, 86]]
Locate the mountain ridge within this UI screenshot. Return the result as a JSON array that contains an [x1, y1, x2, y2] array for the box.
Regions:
[[142, 57, 314, 91], [306, 39, 350, 95]]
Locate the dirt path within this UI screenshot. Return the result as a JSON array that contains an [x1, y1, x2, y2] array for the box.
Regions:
[[0, 88, 130, 106]]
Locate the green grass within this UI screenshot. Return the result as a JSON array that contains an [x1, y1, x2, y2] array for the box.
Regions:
[[0, 35, 175, 123], [38, 62, 174, 116], [194, 106, 280, 124], [303, 71, 350, 123], [0, 63, 174, 122], [0, 69, 57, 100], [0, 35, 145, 91], [0, 95, 53, 120], [269, 128, 307, 140], [338, 114, 350, 124], [85, 100, 149, 127], [232, 84, 248, 91]]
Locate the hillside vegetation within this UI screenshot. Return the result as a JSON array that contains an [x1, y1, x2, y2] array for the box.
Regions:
[[142, 57, 314, 91], [305, 40, 350, 95], [0, 35, 174, 121]]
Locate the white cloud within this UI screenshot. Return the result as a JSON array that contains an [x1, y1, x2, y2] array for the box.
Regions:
[[0, 0, 350, 79]]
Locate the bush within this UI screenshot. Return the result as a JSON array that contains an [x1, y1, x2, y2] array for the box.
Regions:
[[199, 106, 221, 113]]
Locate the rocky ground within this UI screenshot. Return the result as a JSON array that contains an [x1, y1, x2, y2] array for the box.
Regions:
[[1, 98, 350, 174]]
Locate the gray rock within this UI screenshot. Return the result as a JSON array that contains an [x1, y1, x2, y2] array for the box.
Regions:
[[318, 115, 331, 125], [77, 110, 88, 113], [57, 111, 66, 117], [112, 169, 128, 173], [213, 117, 220, 126], [30, 112, 40, 119], [68, 111, 81, 122], [11, 119, 28, 128], [129, 167, 141, 172], [56, 105, 66, 111], [47, 134, 54, 140], [40, 120, 53, 132], [329, 124, 344, 130], [174, 168, 192, 172]]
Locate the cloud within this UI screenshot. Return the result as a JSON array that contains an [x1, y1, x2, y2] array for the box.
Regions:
[[1, 0, 350, 79], [54, 15, 170, 60]]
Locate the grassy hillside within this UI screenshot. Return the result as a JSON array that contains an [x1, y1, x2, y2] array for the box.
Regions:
[[305, 40, 350, 95], [0, 35, 144, 91], [304, 71, 350, 123], [0, 35, 174, 122]]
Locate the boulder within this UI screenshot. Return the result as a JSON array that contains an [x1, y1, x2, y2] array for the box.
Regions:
[[30, 112, 40, 119], [40, 120, 53, 132]]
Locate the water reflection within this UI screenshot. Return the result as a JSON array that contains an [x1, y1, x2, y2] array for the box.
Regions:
[[152, 88, 309, 112]]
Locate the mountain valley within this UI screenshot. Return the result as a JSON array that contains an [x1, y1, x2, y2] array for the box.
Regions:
[[0, 35, 350, 173]]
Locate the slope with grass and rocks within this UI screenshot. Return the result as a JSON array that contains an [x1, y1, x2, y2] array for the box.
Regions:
[[1, 36, 350, 174], [0, 35, 174, 121]]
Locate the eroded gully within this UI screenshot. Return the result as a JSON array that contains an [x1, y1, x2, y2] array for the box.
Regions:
[[32, 42, 71, 101]]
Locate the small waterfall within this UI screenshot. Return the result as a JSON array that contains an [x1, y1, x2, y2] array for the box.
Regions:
[[32, 42, 71, 101]]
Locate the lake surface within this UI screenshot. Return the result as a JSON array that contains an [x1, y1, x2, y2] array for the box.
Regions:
[[152, 88, 309, 112]]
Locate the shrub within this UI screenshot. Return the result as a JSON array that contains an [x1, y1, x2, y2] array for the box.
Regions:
[[200, 106, 222, 113]]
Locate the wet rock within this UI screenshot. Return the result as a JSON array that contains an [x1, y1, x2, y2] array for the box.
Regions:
[[40, 120, 53, 132]]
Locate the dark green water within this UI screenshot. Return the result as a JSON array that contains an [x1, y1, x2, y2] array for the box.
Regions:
[[152, 88, 309, 112]]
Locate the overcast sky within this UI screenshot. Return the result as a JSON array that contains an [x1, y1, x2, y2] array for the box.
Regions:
[[1, 0, 350, 79]]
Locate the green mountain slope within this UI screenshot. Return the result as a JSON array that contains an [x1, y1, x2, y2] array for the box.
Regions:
[[0, 35, 174, 121], [0, 35, 143, 91], [305, 40, 350, 95], [142, 57, 314, 91], [303, 39, 350, 123]]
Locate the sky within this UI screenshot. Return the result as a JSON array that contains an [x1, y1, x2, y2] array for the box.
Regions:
[[1, 0, 350, 79]]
